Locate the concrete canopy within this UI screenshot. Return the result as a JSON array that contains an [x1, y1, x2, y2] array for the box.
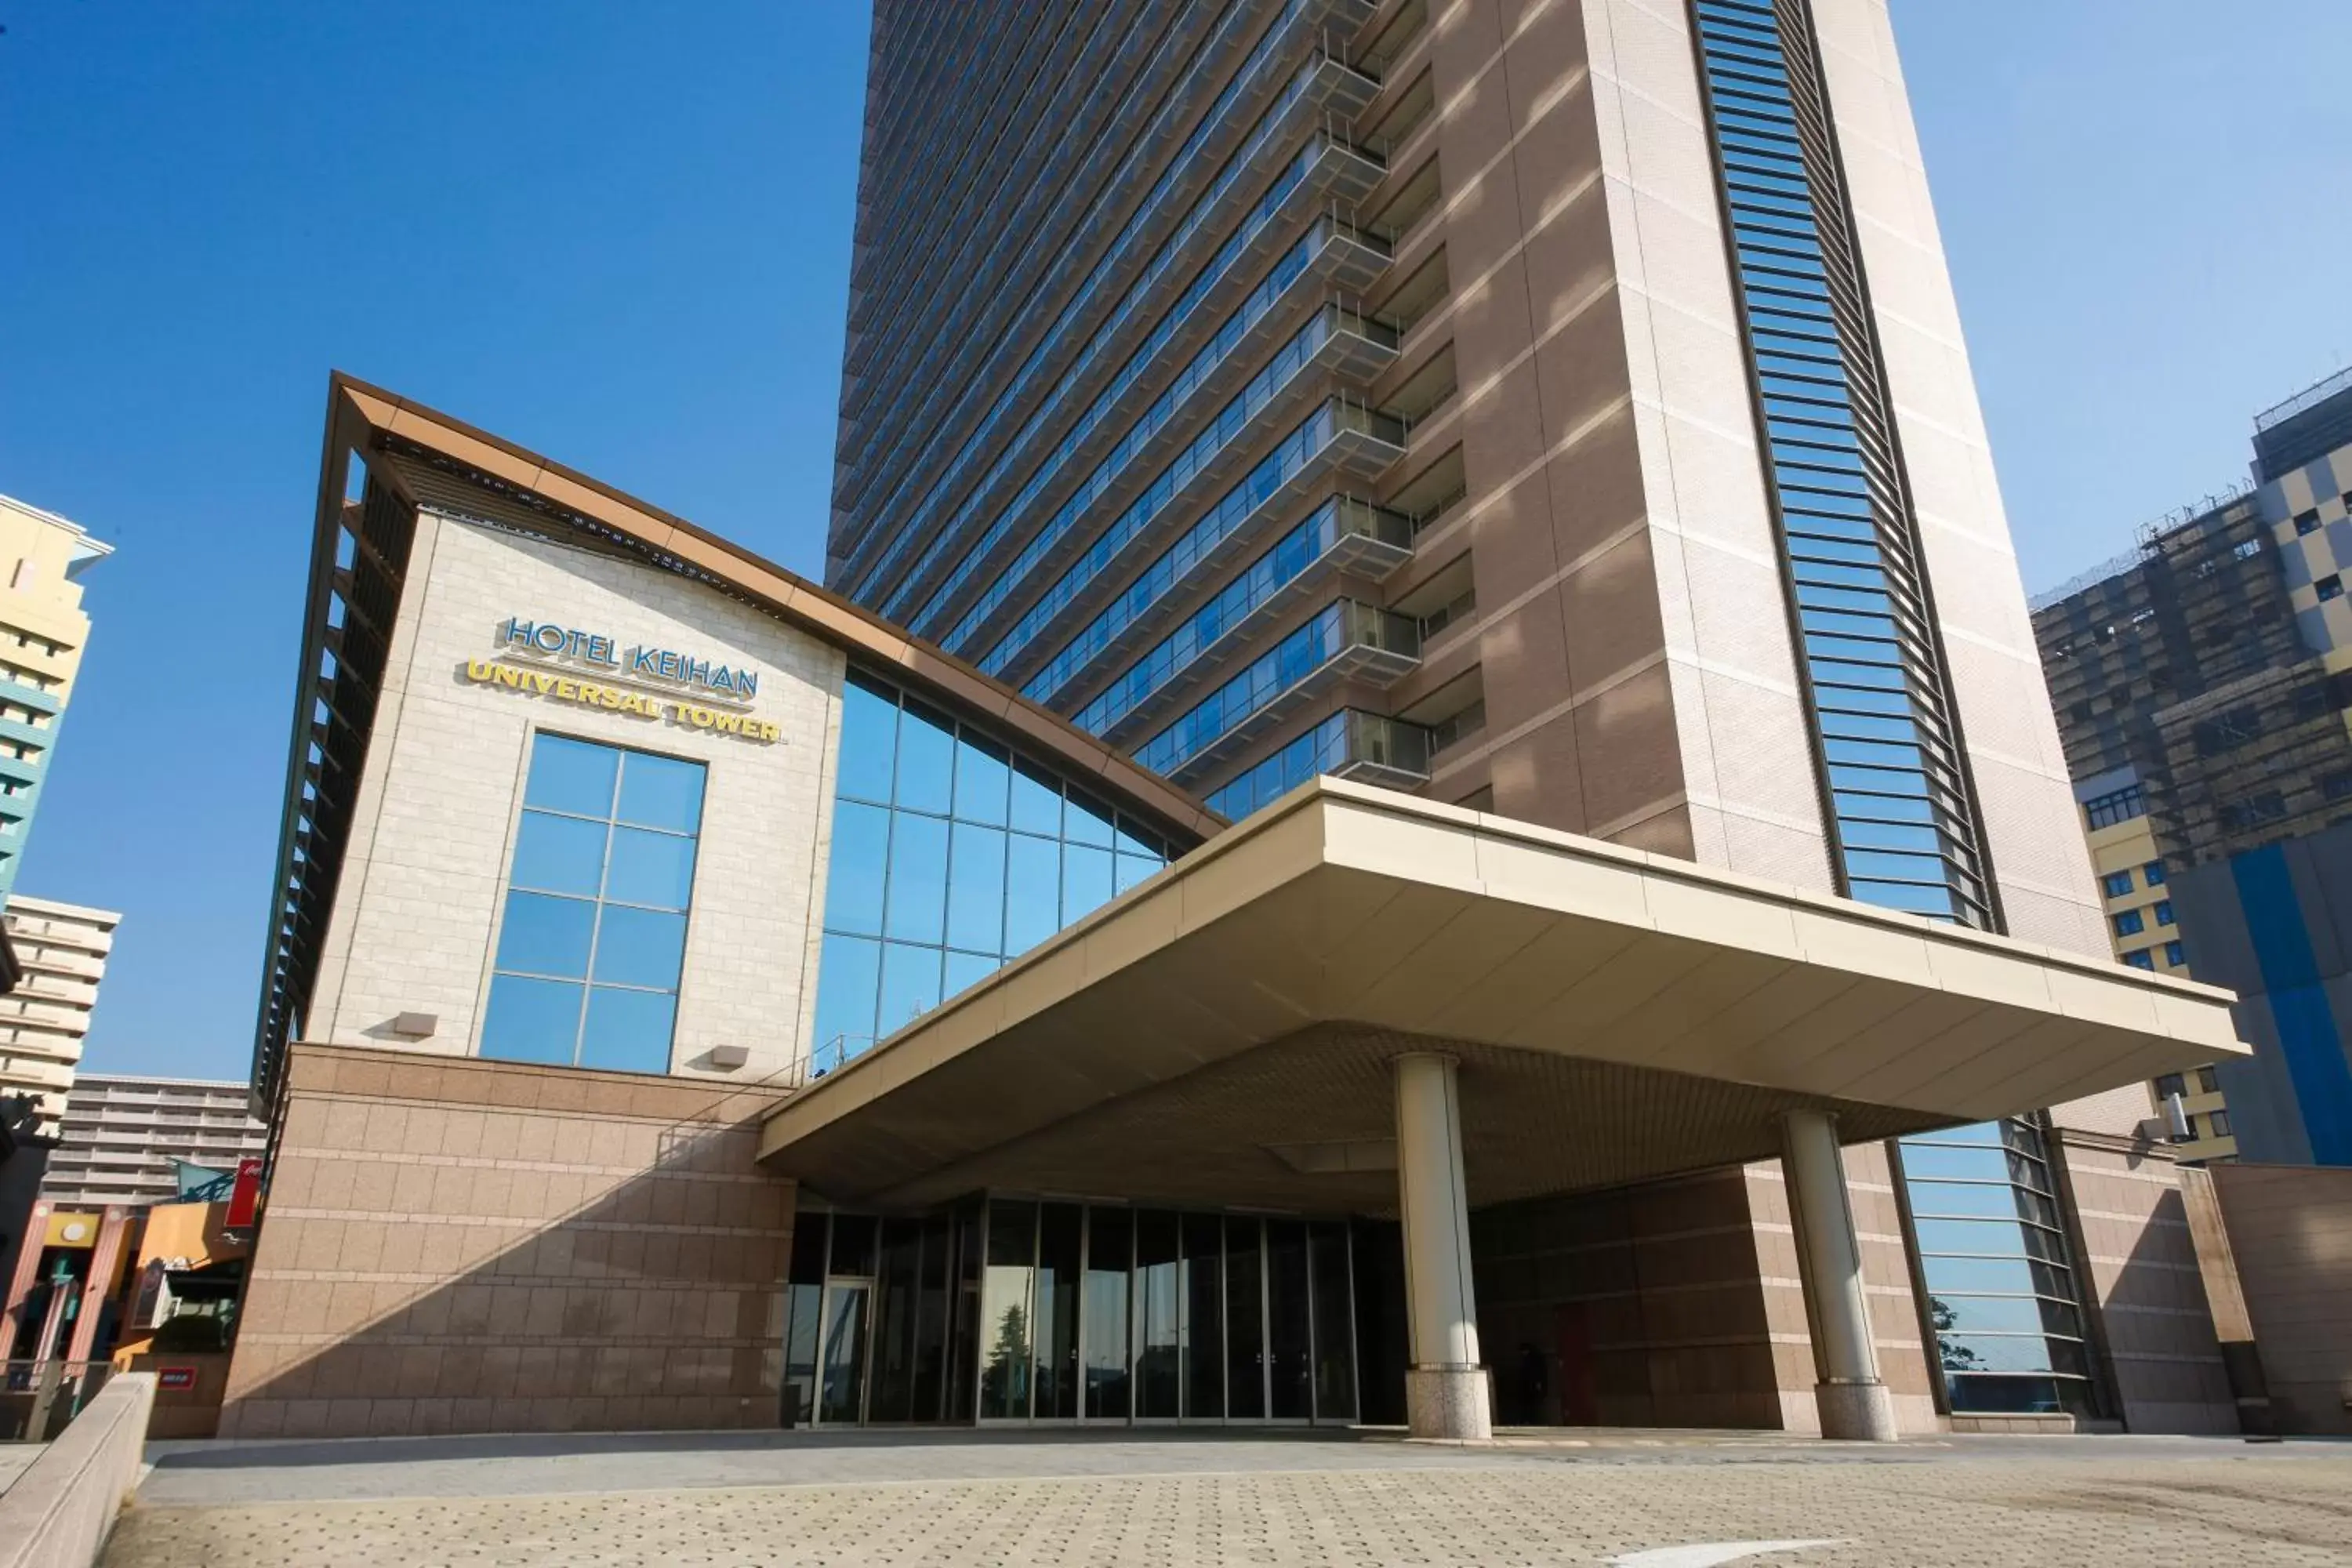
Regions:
[[758, 780, 2247, 1213]]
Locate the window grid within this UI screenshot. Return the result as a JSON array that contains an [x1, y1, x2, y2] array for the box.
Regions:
[[851, 0, 1325, 607], [481, 734, 706, 1074], [1690, 0, 1991, 928], [1900, 1121, 2098, 1414], [814, 672, 1175, 1062]]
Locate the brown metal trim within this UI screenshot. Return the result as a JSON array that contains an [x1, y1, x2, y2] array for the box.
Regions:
[[323, 372, 1222, 840]]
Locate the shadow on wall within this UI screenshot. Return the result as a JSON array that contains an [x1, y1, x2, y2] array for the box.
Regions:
[[1469, 1161, 1904, 1432], [2209, 1160, 2352, 1436], [216, 1045, 800, 1441], [2055, 1132, 2240, 1436]]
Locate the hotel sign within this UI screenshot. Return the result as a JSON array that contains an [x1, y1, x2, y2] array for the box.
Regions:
[[462, 617, 782, 745]]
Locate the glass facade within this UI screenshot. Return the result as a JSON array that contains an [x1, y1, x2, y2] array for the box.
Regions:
[[811, 670, 1178, 1066], [481, 733, 704, 1073], [1689, 0, 1991, 927], [1899, 1122, 2097, 1415], [852, 1, 1331, 618], [783, 1198, 1359, 1428], [1690, 0, 2103, 1419]]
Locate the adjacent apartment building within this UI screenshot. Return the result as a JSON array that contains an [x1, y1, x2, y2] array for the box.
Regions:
[[2034, 366, 2352, 1168], [0, 896, 120, 1136], [0, 495, 110, 910], [825, 0, 2227, 1426], [40, 1075, 268, 1209]]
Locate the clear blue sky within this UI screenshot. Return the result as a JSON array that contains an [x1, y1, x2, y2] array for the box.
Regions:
[[1, 2, 2346, 1080]]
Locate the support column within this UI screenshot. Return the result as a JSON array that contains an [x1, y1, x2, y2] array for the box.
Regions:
[[1394, 1052, 1490, 1440], [1781, 1109, 1898, 1441]]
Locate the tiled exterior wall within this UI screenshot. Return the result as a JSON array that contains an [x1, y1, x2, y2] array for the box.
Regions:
[[2049, 1131, 2236, 1433], [1403, 0, 1705, 858], [1472, 1150, 1936, 1433], [2209, 1160, 2352, 1435], [1577, 0, 1839, 889], [219, 1044, 797, 1439], [1809, 0, 2106, 960], [307, 511, 844, 1083]]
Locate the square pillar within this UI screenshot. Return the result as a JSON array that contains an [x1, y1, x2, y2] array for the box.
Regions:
[[1395, 1052, 1490, 1440], [1781, 1108, 1898, 1440]]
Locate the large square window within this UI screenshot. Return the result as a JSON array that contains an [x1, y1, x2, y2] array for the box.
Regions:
[[483, 735, 705, 1073]]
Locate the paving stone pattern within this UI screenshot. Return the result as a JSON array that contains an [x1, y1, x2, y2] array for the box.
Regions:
[[105, 1451, 2352, 1566]]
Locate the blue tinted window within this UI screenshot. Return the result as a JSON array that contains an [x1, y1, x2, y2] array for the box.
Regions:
[[946, 823, 1007, 953], [1005, 834, 1062, 954], [895, 702, 956, 815], [2153, 899, 2174, 927], [2143, 860, 2167, 886], [510, 812, 608, 897], [2123, 949, 2156, 971], [605, 827, 697, 910], [811, 670, 1185, 1068], [2165, 941, 2185, 967], [495, 892, 595, 979], [618, 751, 706, 833], [484, 733, 703, 1073], [481, 975, 583, 1065], [579, 988, 677, 1074], [884, 813, 950, 943], [825, 802, 891, 936], [813, 933, 880, 1054], [524, 733, 619, 816], [2100, 870, 2134, 898], [592, 906, 688, 989], [2113, 909, 2145, 938], [953, 735, 1011, 825], [837, 675, 898, 804]]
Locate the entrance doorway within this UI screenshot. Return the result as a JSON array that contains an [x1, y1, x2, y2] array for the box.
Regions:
[[782, 1198, 1369, 1428]]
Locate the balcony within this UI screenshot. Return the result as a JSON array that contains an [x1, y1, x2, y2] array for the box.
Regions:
[[1204, 710, 1433, 818], [1145, 600, 1424, 784], [1092, 497, 1417, 744], [984, 394, 1409, 685]]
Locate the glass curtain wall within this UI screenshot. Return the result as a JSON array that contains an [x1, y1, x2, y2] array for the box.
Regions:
[[1898, 1123, 2098, 1415], [812, 670, 1175, 1066], [1688, 0, 2103, 1417], [782, 1198, 1363, 1428]]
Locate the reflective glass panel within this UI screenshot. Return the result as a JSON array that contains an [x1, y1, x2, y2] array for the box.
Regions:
[[884, 813, 951, 944], [479, 974, 583, 1065], [837, 675, 898, 804], [579, 986, 676, 1073], [895, 701, 957, 815], [510, 811, 608, 898], [617, 750, 705, 833], [485, 735, 703, 1072], [605, 827, 697, 910], [810, 670, 1184, 1074], [524, 732, 619, 816], [495, 892, 595, 978], [591, 906, 688, 990]]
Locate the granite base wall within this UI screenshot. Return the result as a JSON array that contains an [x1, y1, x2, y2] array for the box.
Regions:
[[219, 1042, 797, 1439]]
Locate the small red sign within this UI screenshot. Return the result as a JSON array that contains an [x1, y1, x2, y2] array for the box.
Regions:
[[224, 1156, 263, 1229], [157, 1366, 198, 1391]]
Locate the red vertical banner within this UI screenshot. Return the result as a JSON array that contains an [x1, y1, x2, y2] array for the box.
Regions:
[[224, 1157, 263, 1230]]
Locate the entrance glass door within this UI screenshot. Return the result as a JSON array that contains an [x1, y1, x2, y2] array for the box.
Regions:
[[818, 1279, 871, 1426]]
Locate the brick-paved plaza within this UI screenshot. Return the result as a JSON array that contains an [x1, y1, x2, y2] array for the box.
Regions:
[[103, 1430, 2352, 1566]]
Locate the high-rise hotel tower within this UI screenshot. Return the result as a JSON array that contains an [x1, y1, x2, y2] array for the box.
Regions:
[[829, 1, 2236, 1430]]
